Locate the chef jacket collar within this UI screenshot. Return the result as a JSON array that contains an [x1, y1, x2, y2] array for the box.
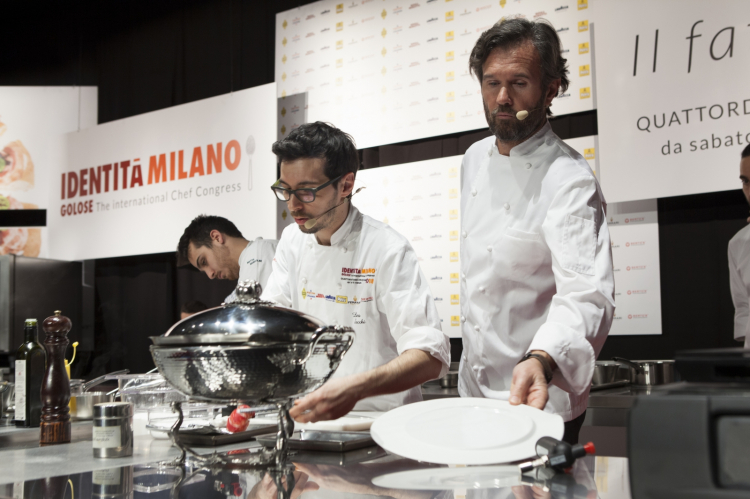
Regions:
[[311, 201, 360, 247], [506, 121, 553, 160]]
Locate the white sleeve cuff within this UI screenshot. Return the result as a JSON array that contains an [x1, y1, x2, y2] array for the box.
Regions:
[[396, 326, 451, 379], [527, 322, 595, 395]]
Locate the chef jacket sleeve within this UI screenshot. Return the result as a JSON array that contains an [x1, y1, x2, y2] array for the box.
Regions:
[[257, 239, 279, 290], [260, 238, 293, 308], [375, 241, 451, 378], [528, 174, 616, 396], [728, 244, 749, 342]]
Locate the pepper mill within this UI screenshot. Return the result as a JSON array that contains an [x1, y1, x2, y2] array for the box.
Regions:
[[40, 310, 71, 445]]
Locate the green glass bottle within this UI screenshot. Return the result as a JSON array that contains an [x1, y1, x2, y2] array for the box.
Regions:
[[14, 319, 46, 427]]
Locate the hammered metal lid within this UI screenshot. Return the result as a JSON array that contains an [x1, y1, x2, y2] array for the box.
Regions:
[[150, 281, 327, 346]]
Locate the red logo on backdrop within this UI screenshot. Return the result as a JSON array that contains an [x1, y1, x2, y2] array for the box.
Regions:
[[628, 314, 632, 319], [627, 290, 631, 295], [626, 242, 630, 247], [625, 218, 629, 223], [626, 266, 631, 271]]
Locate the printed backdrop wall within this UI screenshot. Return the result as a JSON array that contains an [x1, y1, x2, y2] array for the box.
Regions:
[[596, 0, 750, 203], [48, 85, 277, 261], [276, 0, 595, 149], [0, 87, 97, 258]]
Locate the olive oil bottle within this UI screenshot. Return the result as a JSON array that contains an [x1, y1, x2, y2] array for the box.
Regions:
[[14, 319, 46, 427]]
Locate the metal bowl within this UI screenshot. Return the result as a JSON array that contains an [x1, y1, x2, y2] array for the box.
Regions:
[[150, 281, 355, 404]]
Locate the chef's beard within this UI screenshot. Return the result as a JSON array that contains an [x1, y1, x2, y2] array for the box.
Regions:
[[292, 197, 339, 234], [212, 244, 240, 279], [484, 94, 546, 144]]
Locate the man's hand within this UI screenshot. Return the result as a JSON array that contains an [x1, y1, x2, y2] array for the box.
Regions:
[[509, 351, 555, 410], [288, 376, 362, 423]]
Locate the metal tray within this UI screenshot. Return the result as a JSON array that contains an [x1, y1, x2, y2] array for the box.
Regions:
[[170, 424, 277, 447], [256, 430, 374, 452], [292, 445, 388, 466]]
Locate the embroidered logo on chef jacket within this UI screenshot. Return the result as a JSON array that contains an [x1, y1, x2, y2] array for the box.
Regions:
[[325, 294, 336, 302], [341, 267, 376, 285], [352, 312, 366, 324], [336, 295, 348, 304], [246, 258, 260, 266], [361, 296, 373, 303], [301, 288, 307, 299]]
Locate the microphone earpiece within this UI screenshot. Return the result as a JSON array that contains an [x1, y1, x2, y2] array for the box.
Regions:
[[302, 187, 366, 230]]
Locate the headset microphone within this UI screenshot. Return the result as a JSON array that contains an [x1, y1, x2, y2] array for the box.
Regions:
[[303, 187, 366, 229]]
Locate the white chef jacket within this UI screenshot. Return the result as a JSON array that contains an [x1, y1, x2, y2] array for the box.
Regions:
[[459, 122, 615, 422], [225, 238, 278, 302], [262, 204, 451, 411], [728, 224, 750, 346]]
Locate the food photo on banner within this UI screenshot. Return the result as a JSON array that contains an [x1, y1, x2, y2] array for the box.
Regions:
[[0, 87, 97, 258], [47, 84, 277, 261]]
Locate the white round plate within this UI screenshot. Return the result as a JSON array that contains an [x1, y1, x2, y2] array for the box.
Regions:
[[370, 398, 564, 465], [372, 465, 521, 490]]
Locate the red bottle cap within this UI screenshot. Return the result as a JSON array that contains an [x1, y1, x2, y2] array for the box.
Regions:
[[583, 442, 596, 454]]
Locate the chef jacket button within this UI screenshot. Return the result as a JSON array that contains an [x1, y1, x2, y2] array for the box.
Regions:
[[301, 278, 307, 285], [471, 188, 477, 197], [487, 246, 492, 252], [462, 355, 467, 361], [462, 231, 467, 238], [504, 202, 510, 210], [479, 286, 485, 293], [460, 316, 466, 323], [473, 365, 480, 371], [342, 247, 348, 253], [337, 283, 342, 289], [525, 162, 532, 169], [474, 325, 480, 332], [487, 147, 493, 156]]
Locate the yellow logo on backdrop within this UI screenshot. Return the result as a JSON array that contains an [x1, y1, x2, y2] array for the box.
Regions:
[[383, 197, 389, 206], [446, 51, 454, 61], [451, 316, 460, 326], [450, 273, 459, 283], [446, 71, 455, 81], [381, 9, 387, 19], [446, 11, 454, 21], [381, 28, 387, 38], [450, 294, 460, 305], [446, 91, 455, 102], [381, 85, 387, 94], [282, 210, 288, 220], [383, 216, 389, 224], [450, 252, 459, 262], [336, 77, 343, 86], [584, 148, 596, 160], [282, 54, 287, 64], [281, 72, 287, 81], [302, 288, 307, 299], [449, 209, 458, 220], [381, 47, 387, 56], [282, 20, 288, 29], [282, 37, 287, 46], [447, 112, 455, 122], [281, 107, 287, 117], [336, 295, 347, 304], [336, 40, 343, 50], [336, 3, 344, 13], [578, 20, 589, 32], [381, 66, 387, 75], [499, 0, 506, 7], [580, 87, 591, 99], [336, 22, 343, 31], [448, 167, 458, 178], [578, 0, 588, 10], [446, 31, 454, 41], [336, 59, 343, 68], [449, 230, 459, 241], [449, 189, 458, 199], [281, 90, 287, 98], [579, 65, 590, 77], [579, 42, 590, 54], [281, 125, 287, 135]]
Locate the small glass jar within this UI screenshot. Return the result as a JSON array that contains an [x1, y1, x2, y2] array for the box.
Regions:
[[93, 402, 133, 458]]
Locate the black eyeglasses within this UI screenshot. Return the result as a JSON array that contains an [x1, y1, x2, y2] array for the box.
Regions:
[[270, 175, 342, 203]]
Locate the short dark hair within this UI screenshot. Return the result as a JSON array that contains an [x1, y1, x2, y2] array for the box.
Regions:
[[469, 17, 570, 116], [181, 300, 208, 315], [271, 122, 359, 185], [176, 215, 243, 266], [742, 144, 750, 159]]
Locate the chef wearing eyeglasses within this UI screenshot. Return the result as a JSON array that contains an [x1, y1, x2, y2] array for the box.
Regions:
[[262, 122, 451, 422]]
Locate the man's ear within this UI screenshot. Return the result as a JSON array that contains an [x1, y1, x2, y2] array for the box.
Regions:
[[545, 78, 561, 107], [341, 172, 355, 198], [210, 230, 225, 245]]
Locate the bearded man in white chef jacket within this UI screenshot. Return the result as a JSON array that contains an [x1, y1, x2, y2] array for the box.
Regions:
[[728, 144, 750, 347], [262, 122, 451, 422], [459, 18, 615, 444]]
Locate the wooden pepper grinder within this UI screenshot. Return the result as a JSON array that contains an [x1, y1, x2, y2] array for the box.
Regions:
[[40, 310, 71, 445]]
